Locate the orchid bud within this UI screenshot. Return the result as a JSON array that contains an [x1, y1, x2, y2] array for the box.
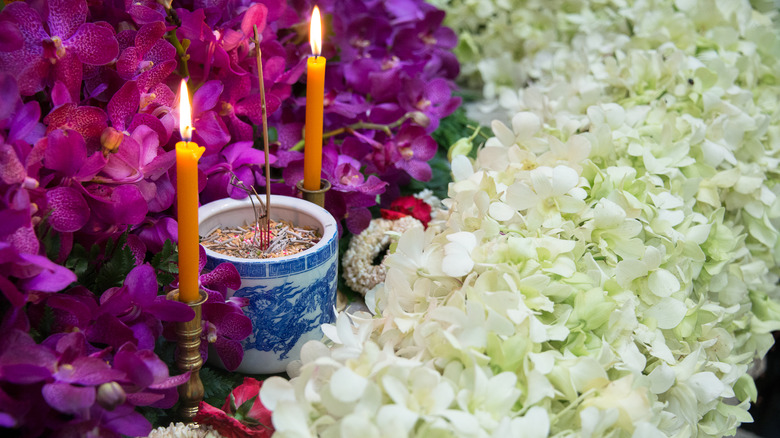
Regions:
[[97, 382, 126, 411], [100, 127, 124, 156], [409, 111, 430, 128], [448, 137, 473, 161]]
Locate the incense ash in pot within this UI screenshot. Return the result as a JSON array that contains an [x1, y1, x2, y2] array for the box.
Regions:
[[201, 219, 320, 259]]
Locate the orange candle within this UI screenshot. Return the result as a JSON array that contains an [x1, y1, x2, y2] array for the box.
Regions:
[[176, 79, 205, 302], [303, 6, 326, 191]]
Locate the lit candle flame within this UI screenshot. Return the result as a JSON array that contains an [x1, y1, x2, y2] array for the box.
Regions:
[[179, 79, 192, 142], [310, 6, 321, 57]]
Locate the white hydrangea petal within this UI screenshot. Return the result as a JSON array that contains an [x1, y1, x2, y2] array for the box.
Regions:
[[511, 111, 541, 140], [648, 269, 680, 297], [260, 376, 297, 410], [330, 368, 368, 403], [645, 298, 687, 329], [489, 201, 515, 221]]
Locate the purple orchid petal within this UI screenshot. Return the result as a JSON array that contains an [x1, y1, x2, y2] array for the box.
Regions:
[[345, 207, 372, 234], [46, 291, 97, 331], [148, 370, 191, 390], [138, 217, 177, 254], [117, 47, 142, 79], [146, 175, 174, 212], [236, 93, 282, 123], [193, 111, 230, 152], [0, 144, 26, 185], [0, 74, 18, 121], [399, 158, 431, 181], [128, 1, 165, 25], [102, 404, 152, 436], [124, 264, 157, 308], [6, 224, 39, 256], [44, 104, 108, 149], [125, 391, 165, 406], [134, 21, 166, 55], [145, 39, 176, 65], [146, 297, 195, 322], [129, 113, 170, 145], [113, 349, 154, 388], [136, 59, 176, 91], [67, 23, 119, 65], [208, 307, 252, 341], [86, 314, 136, 350], [54, 52, 84, 102], [50, 80, 72, 106], [9, 100, 44, 144], [193, 80, 223, 113], [43, 128, 87, 177], [276, 122, 303, 149], [130, 319, 157, 351], [108, 81, 139, 131], [0, 3, 48, 89], [55, 356, 125, 386], [45, 186, 89, 232], [0, 21, 23, 52], [124, 234, 146, 266], [42, 383, 95, 414], [0, 344, 55, 384], [200, 262, 241, 292], [47, 0, 87, 40], [16, 253, 76, 292], [74, 149, 107, 181], [213, 337, 244, 371], [240, 3, 268, 37], [87, 184, 148, 226]]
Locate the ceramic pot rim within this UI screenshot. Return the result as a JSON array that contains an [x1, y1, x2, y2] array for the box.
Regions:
[[198, 195, 337, 265]]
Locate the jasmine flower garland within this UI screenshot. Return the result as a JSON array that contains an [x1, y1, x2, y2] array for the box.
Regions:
[[260, 1, 780, 437]]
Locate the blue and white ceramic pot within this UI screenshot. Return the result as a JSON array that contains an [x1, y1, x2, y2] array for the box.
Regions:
[[198, 195, 338, 374]]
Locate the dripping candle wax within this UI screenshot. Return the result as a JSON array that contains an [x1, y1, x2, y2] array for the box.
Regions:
[[303, 6, 326, 191], [176, 79, 205, 302]]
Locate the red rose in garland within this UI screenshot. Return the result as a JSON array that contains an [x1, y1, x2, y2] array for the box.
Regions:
[[381, 195, 432, 227], [194, 377, 274, 438]]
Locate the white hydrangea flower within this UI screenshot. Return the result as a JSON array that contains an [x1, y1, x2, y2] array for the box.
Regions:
[[265, 1, 780, 436]]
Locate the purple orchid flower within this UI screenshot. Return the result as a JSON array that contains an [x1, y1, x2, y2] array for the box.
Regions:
[[398, 77, 461, 132], [100, 124, 177, 212], [91, 263, 194, 351], [0, 0, 119, 100], [136, 216, 178, 254], [366, 124, 437, 182], [200, 140, 276, 203]]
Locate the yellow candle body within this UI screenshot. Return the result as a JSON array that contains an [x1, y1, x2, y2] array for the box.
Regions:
[[303, 55, 326, 191], [176, 141, 205, 302]]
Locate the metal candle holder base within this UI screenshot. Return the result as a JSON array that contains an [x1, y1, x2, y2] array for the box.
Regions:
[[297, 178, 331, 208], [166, 289, 208, 422]]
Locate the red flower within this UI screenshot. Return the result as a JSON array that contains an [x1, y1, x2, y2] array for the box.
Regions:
[[194, 378, 273, 438], [380, 195, 432, 226]]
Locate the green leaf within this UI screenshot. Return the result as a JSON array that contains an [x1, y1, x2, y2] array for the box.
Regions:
[[201, 366, 244, 408], [42, 227, 61, 262], [152, 239, 179, 289], [93, 244, 136, 292]]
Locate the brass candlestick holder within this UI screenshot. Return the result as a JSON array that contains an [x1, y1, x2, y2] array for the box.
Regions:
[[166, 288, 208, 422], [297, 178, 331, 208]]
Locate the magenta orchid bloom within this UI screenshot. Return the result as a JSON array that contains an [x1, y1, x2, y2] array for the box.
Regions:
[[0, 0, 119, 100]]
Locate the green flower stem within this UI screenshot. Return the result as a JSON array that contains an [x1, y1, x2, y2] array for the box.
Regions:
[[290, 114, 412, 151], [161, 0, 190, 79]]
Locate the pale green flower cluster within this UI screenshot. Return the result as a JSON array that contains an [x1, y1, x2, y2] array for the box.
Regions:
[[261, 1, 780, 437]]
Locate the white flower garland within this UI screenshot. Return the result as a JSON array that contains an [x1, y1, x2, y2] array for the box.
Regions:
[[341, 215, 423, 295]]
